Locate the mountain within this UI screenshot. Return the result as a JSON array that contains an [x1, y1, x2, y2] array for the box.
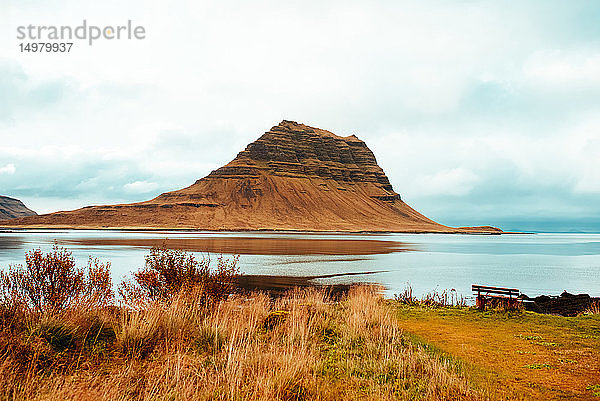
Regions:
[[2, 121, 500, 233], [0, 196, 37, 220]]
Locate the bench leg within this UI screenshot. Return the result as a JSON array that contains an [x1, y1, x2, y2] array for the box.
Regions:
[[476, 295, 486, 310]]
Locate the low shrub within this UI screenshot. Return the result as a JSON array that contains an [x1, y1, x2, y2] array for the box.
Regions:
[[83, 257, 114, 307], [0, 246, 113, 313], [119, 247, 239, 307]]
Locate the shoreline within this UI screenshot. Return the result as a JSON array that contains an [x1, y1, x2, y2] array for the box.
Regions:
[[0, 226, 529, 235]]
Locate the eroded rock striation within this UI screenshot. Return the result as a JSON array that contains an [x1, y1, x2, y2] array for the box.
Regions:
[[0, 196, 37, 220], [3, 121, 500, 232]]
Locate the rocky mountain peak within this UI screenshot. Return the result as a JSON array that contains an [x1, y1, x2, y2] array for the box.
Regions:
[[208, 121, 397, 197]]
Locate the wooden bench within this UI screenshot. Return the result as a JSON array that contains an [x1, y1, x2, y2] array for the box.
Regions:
[[472, 284, 520, 310]]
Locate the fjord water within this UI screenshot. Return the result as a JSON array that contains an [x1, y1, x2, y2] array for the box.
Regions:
[[0, 230, 599, 300]]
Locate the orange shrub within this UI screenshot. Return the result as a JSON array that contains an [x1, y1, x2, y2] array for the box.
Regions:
[[0, 246, 113, 313], [119, 247, 239, 306]]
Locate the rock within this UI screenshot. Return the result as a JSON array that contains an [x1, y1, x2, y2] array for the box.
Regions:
[[526, 292, 594, 317], [0, 196, 37, 220], [3, 121, 500, 232]]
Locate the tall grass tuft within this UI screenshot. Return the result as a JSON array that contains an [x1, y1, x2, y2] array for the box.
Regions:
[[585, 300, 600, 315], [395, 285, 467, 307]]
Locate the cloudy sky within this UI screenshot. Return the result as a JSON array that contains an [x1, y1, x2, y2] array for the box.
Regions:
[[1, 0, 599, 232]]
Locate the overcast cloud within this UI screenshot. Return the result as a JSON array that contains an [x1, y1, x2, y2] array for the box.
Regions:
[[1, 0, 599, 231]]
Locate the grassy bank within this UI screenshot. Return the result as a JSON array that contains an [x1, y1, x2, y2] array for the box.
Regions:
[[393, 303, 600, 400], [0, 287, 485, 400], [2, 246, 598, 400]]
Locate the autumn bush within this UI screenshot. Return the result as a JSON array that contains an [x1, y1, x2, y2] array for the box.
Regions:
[[118, 246, 239, 307], [0, 245, 113, 312]]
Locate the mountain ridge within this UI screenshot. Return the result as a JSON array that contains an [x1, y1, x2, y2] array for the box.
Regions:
[[2, 121, 500, 233], [0, 196, 37, 220]]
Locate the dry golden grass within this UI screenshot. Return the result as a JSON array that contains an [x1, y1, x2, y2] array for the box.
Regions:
[[586, 300, 600, 315], [0, 286, 483, 400]]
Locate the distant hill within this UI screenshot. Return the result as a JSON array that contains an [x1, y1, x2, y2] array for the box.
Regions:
[[3, 120, 500, 233], [0, 196, 37, 220]]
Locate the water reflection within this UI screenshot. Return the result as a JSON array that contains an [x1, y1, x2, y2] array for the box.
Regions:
[[58, 236, 414, 256], [0, 236, 25, 252], [1, 231, 599, 298]]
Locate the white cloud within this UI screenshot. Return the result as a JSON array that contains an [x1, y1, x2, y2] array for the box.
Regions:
[[0, 0, 598, 227], [0, 163, 16, 174], [523, 49, 600, 88], [123, 180, 159, 194], [411, 168, 480, 197], [574, 172, 600, 194], [571, 124, 600, 194]]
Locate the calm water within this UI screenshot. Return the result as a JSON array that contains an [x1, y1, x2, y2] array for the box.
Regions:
[[1, 230, 599, 300]]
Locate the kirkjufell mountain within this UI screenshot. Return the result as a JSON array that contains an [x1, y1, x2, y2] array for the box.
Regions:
[[0, 196, 37, 220], [2, 121, 500, 233]]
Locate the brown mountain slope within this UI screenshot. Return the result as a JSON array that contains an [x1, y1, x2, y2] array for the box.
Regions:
[[3, 121, 500, 233], [0, 196, 37, 220]]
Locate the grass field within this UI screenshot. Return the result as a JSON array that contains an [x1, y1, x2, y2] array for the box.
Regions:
[[2, 246, 598, 400], [393, 303, 600, 400], [0, 286, 490, 401], [2, 287, 599, 400]]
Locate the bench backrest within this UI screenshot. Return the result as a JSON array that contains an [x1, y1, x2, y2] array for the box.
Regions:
[[472, 284, 519, 297]]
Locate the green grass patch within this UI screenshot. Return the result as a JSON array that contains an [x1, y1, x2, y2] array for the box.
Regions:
[[587, 384, 600, 397], [517, 334, 543, 341], [523, 363, 554, 370]]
